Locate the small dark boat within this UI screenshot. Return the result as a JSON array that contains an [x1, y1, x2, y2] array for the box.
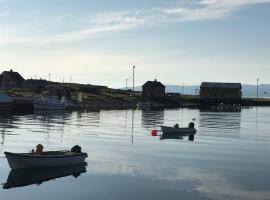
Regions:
[[5, 150, 88, 170], [3, 164, 86, 189], [161, 122, 196, 134]]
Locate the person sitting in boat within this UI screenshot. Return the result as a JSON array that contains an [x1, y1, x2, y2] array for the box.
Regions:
[[174, 124, 179, 128], [188, 122, 195, 128], [34, 144, 44, 155]]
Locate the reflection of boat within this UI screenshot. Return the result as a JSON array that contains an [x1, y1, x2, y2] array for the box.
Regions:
[[160, 132, 195, 141], [0, 92, 13, 110], [4, 151, 88, 170], [161, 126, 196, 134], [3, 164, 87, 189], [34, 95, 65, 110]]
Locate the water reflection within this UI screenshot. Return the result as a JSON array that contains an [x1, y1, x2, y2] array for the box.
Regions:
[[199, 110, 241, 137], [0, 112, 16, 153], [141, 109, 164, 129], [3, 164, 87, 189]]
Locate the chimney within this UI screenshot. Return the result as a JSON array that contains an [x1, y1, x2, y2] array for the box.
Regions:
[[154, 79, 157, 82], [10, 69, 13, 72]]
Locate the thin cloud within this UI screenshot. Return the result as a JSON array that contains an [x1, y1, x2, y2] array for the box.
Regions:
[[162, 0, 270, 21], [0, 0, 269, 45]]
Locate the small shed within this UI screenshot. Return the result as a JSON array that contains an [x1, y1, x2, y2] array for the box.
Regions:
[[200, 82, 242, 105], [0, 69, 25, 90], [142, 79, 165, 99]]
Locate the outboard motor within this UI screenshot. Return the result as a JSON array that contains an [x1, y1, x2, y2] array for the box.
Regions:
[[71, 145, 82, 153], [188, 122, 195, 128]]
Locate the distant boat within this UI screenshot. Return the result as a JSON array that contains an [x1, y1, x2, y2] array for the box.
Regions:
[[137, 101, 164, 110], [34, 95, 65, 110], [4, 150, 88, 170], [137, 101, 151, 110], [0, 92, 13, 110], [3, 164, 86, 189]]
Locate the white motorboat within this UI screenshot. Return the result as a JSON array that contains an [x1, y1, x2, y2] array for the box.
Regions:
[[34, 95, 65, 110], [4, 151, 88, 170]]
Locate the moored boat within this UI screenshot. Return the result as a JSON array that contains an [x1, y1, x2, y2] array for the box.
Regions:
[[161, 126, 196, 134], [34, 95, 65, 110], [161, 122, 196, 134], [4, 150, 88, 170]]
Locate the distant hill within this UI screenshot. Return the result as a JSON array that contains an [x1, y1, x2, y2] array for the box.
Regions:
[[122, 84, 270, 98]]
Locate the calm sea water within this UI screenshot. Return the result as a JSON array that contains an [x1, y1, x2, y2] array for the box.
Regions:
[[0, 107, 269, 200]]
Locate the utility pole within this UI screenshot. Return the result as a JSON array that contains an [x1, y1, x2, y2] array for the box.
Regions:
[[132, 65, 135, 92], [257, 78, 259, 101]]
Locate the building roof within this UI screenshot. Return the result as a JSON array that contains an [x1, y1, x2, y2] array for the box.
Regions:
[[201, 82, 241, 89], [0, 70, 25, 83], [143, 79, 165, 88]]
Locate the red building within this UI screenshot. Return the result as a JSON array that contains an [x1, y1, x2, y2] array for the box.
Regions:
[[142, 79, 165, 99]]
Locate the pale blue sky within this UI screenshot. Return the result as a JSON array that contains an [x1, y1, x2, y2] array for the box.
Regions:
[[0, 0, 269, 88]]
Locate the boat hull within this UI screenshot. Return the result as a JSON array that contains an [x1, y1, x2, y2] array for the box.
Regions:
[[161, 126, 196, 134], [4, 152, 88, 170]]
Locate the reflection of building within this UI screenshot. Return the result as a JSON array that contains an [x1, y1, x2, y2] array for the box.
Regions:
[[142, 79, 165, 99], [0, 69, 25, 90], [200, 82, 242, 106], [141, 109, 164, 129], [0, 112, 14, 152], [199, 110, 241, 137]]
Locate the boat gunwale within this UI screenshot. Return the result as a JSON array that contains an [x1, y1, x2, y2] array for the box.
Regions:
[[4, 151, 88, 159]]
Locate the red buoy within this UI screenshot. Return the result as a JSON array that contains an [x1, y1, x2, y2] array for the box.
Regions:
[[151, 129, 158, 136]]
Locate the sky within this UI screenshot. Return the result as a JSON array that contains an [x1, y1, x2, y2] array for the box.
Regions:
[[0, 0, 269, 88]]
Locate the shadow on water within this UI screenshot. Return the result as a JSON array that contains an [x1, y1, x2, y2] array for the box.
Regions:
[[3, 164, 87, 189], [141, 109, 165, 129]]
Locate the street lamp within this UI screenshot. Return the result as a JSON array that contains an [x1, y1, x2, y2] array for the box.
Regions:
[[132, 65, 135, 92]]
